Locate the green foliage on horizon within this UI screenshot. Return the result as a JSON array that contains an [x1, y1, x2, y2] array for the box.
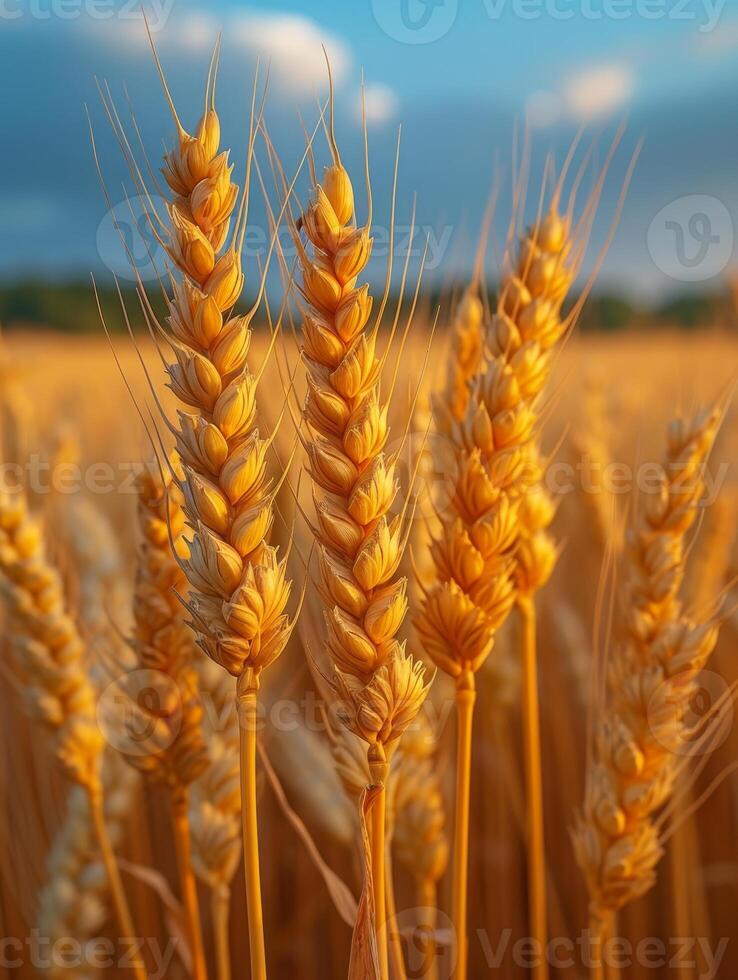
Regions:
[[0, 280, 733, 334]]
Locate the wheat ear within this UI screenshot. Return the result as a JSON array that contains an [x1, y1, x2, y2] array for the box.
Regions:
[[124, 458, 209, 979], [0, 488, 145, 980], [126, 65, 296, 980], [295, 111, 431, 977], [416, 254, 541, 978], [573, 407, 724, 976], [489, 202, 578, 977]]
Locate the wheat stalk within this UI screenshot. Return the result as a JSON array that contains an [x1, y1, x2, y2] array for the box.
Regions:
[[295, 102, 431, 978], [0, 487, 145, 980], [573, 407, 724, 977]]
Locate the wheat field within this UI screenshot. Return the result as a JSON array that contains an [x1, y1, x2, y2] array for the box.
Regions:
[[1, 44, 738, 980], [1, 317, 737, 979]]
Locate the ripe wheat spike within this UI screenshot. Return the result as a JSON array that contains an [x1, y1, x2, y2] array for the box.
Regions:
[[97, 45, 297, 978], [295, 96, 430, 978], [573, 407, 725, 967]]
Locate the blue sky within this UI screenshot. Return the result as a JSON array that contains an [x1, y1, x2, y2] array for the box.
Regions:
[[3, 0, 738, 299]]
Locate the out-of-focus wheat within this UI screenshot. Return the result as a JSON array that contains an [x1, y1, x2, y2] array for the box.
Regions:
[[49, 427, 130, 636], [190, 657, 241, 980], [394, 712, 448, 980], [0, 487, 145, 980], [38, 753, 138, 980], [435, 286, 485, 438], [573, 377, 615, 551], [123, 459, 209, 978], [573, 408, 724, 974], [127, 460, 207, 789]]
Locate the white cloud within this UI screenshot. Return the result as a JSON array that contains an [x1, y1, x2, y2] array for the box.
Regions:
[[81, 10, 349, 92], [358, 83, 398, 125], [562, 63, 635, 121], [169, 13, 219, 52], [80, 10, 219, 53], [230, 13, 351, 93]]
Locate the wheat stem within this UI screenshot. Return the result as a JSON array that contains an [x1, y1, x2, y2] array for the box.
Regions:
[[519, 595, 548, 980], [370, 767, 389, 980], [418, 878, 439, 980], [212, 885, 232, 980], [87, 782, 146, 980], [385, 845, 406, 980], [171, 787, 208, 980], [589, 913, 613, 980], [452, 672, 476, 980], [237, 671, 266, 980]]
